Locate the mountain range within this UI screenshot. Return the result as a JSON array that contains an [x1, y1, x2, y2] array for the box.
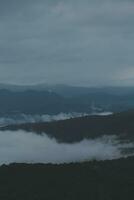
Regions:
[[0, 85, 134, 116]]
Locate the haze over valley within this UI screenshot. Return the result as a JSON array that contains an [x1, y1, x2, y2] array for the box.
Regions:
[[0, 85, 133, 165], [0, 0, 134, 199]]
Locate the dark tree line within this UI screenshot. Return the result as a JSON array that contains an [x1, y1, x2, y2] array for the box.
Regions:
[[0, 157, 134, 199]]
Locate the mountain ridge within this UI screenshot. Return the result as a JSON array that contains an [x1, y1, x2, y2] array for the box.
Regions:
[[2, 110, 134, 143]]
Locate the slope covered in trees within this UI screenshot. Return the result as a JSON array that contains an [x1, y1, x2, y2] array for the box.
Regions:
[[0, 157, 134, 200], [3, 110, 134, 142]]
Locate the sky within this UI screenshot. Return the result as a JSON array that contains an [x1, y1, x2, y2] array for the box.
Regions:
[[0, 0, 134, 86]]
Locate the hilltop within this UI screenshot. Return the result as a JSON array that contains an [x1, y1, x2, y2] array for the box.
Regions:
[[2, 110, 134, 142]]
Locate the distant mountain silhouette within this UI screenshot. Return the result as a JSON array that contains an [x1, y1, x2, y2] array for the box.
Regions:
[[0, 86, 134, 115], [0, 89, 69, 115]]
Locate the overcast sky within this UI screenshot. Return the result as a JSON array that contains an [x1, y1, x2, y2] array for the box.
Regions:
[[0, 0, 134, 86]]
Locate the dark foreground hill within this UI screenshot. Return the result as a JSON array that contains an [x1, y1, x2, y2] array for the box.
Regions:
[[0, 157, 134, 200], [3, 110, 134, 142]]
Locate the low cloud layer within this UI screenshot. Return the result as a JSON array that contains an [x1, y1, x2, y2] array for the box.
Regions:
[[0, 113, 88, 127], [0, 130, 133, 165], [0, 112, 112, 127]]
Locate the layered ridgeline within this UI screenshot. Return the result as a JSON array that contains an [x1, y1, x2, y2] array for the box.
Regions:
[[1, 86, 134, 116], [0, 157, 134, 200], [2, 110, 134, 143]]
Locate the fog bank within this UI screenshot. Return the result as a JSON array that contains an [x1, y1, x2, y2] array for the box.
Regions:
[[0, 113, 88, 127], [0, 131, 132, 165], [0, 112, 113, 127]]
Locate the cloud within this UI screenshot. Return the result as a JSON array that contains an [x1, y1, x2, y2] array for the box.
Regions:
[[0, 112, 113, 127], [0, 113, 88, 126], [0, 0, 134, 86], [0, 130, 133, 165]]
